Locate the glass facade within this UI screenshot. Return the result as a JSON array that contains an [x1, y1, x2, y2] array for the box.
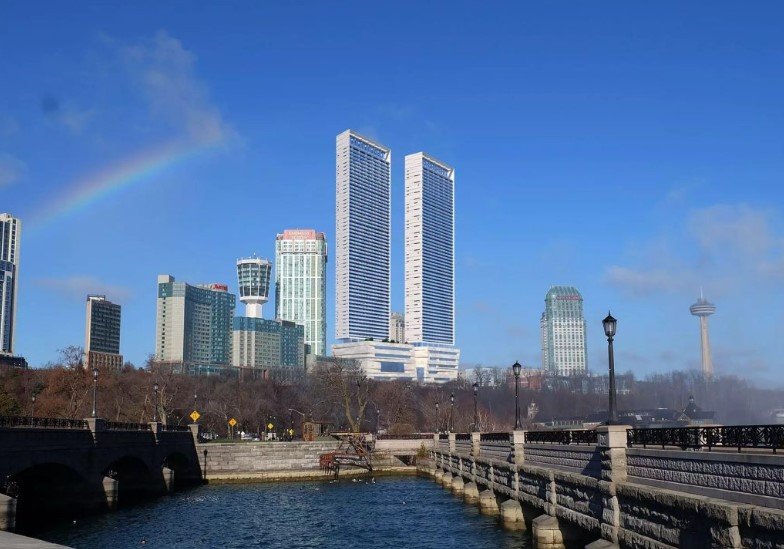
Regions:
[[541, 286, 587, 376], [275, 229, 327, 356], [0, 214, 20, 355], [336, 130, 391, 341], [85, 295, 121, 354], [232, 316, 305, 378]]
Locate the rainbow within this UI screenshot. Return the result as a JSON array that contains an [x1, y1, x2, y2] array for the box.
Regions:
[[29, 137, 219, 232]]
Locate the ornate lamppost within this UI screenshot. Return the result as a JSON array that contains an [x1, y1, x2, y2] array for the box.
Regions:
[[91, 367, 99, 418], [153, 382, 159, 422], [512, 361, 522, 429], [31, 394, 36, 419], [376, 408, 381, 434], [472, 382, 479, 431], [449, 392, 455, 432], [603, 312, 618, 425], [435, 401, 440, 433]]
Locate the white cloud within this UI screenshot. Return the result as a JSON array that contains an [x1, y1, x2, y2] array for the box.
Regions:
[[121, 30, 235, 144], [0, 153, 26, 186], [34, 276, 132, 302]]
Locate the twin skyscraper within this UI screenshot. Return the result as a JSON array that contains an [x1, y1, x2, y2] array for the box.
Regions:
[[332, 130, 459, 383]]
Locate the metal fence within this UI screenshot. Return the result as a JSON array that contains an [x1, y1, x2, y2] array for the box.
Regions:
[[480, 432, 510, 442], [627, 425, 784, 453], [525, 429, 598, 445], [376, 433, 434, 440], [105, 421, 151, 431], [0, 416, 88, 430]]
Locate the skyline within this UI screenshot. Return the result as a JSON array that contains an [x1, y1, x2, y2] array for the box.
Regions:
[[2, 3, 784, 384]]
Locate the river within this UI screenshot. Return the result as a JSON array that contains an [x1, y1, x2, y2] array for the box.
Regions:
[[37, 476, 532, 548]]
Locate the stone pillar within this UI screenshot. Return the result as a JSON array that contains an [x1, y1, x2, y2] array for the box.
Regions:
[[585, 540, 620, 549], [85, 417, 106, 442], [434, 469, 444, 483], [451, 475, 465, 496], [511, 430, 526, 465], [532, 515, 565, 549], [103, 476, 119, 511], [596, 425, 629, 483], [463, 481, 480, 504], [500, 499, 526, 530], [0, 493, 16, 532], [478, 489, 499, 515], [471, 432, 481, 458], [189, 423, 200, 445], [149, 421, 162, 443], [448, 432, 456, 454], [162, 466, 175, 494], [441, 472, 453, 488]]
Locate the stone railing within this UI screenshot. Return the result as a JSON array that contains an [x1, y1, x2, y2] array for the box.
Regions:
[[479, 432, 510, 461], [454, 433, 472, 455]]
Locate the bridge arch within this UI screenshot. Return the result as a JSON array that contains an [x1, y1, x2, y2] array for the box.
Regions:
[[104, 455, 161, 505], [162, 451, 201, 489]]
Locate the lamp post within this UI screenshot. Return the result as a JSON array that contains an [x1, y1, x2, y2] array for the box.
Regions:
[[449, 392, 455, 432], [31, 394, 36, 419], [91, 368, 99, 418], [472, 382, 479, 431], [512, 361, 522, 429], [603, 312, 618, 425], [153, 382, 159, 422], [376, 408, 381, 434], [193, 392, 197, 411], [435, 402, 440, 432]]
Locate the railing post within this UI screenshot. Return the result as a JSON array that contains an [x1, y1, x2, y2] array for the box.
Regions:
[[84, 417, 106, 442], [448, 432, 456, 454], [0, 493, 16, 531], [149, 421, 161, 443], [511, 429, 526, 465], [189, 423, 200, 445], [471, 432, 481, 458], [596, 424, 629, 483]]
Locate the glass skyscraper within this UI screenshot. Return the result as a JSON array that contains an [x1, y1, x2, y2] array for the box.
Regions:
[[541, 285, 587, 376], [275, 229, 327, 356], [335, 129, 391, 341], [84, 295, 123, 370], [0, 213, 21, 356], [232, 317, 305, 381]]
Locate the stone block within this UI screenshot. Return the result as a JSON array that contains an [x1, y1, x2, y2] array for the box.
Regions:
[[478, 489, 500, 516], [0, 494, 16, 532], [532, 515, 565, 549], [585, 540, 619, 549], [500, 499, 526, 530], [451, 476, 465, 495], [463, 481, 480, 504]]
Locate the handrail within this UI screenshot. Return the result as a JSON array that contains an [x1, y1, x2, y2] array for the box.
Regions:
[[161, 424, 191, 432], [0, 416, 88, 430], [480, 432, 510, 442], [455, 433, 471, 441], [105, 421, 151, 431], [376, 433, 434, 440], [627, 425, 784, 453], [526, 429, 598, 445]]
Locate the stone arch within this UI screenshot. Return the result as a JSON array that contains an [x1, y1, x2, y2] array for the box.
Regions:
[[104, 455, 160, 505], [8, 462, 96, 534], [162, 451, 201, 489]]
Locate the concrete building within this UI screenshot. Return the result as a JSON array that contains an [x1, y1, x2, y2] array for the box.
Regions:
[[275, 229, 327, 356], [155, 275, 236, 375], [0, 214, 21, 356], [335, 129, 391, 342], [404, 153, 459, 381], [389, 312, 405, 343], [84, 295, 122, 370], [236, 257, 271, 319], [541, 286, 587, 376], [231, 317, 305, 381], [690, 290, 716, 379], [332, 340, 415, 381]]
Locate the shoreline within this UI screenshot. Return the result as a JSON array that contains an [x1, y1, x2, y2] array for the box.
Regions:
[[204, 465, 419, 483]]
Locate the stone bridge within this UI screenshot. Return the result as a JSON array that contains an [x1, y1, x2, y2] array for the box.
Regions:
[[0, 417, 202, 534], [425, 425, 784, 549]]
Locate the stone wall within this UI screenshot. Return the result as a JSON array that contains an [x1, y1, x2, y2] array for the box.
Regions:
[[626, 448, 784, 509], [197, 441, 339, 480], [524, 444, 602, 477]]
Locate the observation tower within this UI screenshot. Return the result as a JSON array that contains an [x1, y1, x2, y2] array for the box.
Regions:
[[689, 290, 716, 379], [236, 257, 271, 318]]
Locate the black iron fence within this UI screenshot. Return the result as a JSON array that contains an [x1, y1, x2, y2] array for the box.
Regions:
[[105, 421, 151, 431], [455, 433, 471, 441], [161, 424, 191, 432], [526, 429, 598, 445], [0, 416, 88, 430], [438, 433, 449, 440], [480, 432, 510, 442], [376, 433, 434, 440], [627, 425, 784, 453]]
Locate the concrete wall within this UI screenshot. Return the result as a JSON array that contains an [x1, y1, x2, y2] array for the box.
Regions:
[[197, 441, 340, 480]]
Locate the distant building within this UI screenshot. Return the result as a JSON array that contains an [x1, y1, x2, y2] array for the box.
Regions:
[[275, 229, 327, 356], [682, 394, 716, 425], [389, 312, 405, 343], [541, 286, 587, 376], [0, 213, 21, 356], [0, 354, 27, 369], [84, 295, 122, 370], [335, 129, 391, 342], [155, 275, 236, 375], [236, 257, 271, 319], [332, 340, 415, 381], [690, 291, 716, 379], [231, 317, 305, 381]]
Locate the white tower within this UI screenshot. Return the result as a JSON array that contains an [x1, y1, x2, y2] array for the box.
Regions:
[[236, 257, 271, 318], [689, 290, 716, 379]]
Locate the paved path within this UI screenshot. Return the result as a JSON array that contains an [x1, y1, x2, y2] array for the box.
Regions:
[[0, 531, 71, 548]]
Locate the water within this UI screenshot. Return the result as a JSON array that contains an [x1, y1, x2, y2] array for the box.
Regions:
[[37, 477, 531, 548]]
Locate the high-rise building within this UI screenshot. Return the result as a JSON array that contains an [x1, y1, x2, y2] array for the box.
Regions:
[[0, 213, 21, 356], [389, 312, 405, 343], [275, 229, 327, 356], [404, 152, 459, 382], [335, 129, 391, 342], [690, 291, 716, 379], [232, 317, 305, 381], [541, 286, 587, 376], [84, 295, 122, 370], [155, 275, 236, 375], [236, 257, 271, 318]]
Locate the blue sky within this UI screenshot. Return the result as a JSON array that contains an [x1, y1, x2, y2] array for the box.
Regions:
[[2, 2, 783, 384]]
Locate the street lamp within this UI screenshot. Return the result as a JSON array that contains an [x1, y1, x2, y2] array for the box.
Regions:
[[472, 382, 479, 432], [449, 392, 455, 432], [376, 408, 381, 434], [603, 312, 618, 425], [31, 394, 36, 419], [193, 392, 198, 410], [512, 361, 522, 429], [153, 382, 159, 422], [91, 368, 99, 418], [435, 402, 440, 432]]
